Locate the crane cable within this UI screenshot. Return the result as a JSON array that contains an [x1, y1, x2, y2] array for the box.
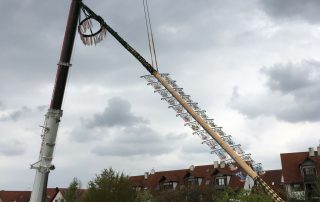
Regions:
[[142, 0, 159, 71]]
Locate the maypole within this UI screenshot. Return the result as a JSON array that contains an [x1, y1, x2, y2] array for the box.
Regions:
[[78, 3, 284, 202]]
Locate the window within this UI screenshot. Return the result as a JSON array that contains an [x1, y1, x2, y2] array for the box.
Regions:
[[186, 177, 197, 186], [135, 186, 141, 191], [162, 181, 174, 190], [216, 177, 226, 186], [304, 167, 315, 175], [293, 184, 300, 188], [292, 184, 302, 192]]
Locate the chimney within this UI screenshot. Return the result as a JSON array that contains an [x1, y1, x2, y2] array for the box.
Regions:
[[220, 161, 225, 168], [229, 163, 237, 171], [317, 145, 320, 156], [189, 165, 195, 171], [150, 168, 155, 175], [144, 172, 149, 180], [309, 147, 315, 157], [214, 161, 219, 168]]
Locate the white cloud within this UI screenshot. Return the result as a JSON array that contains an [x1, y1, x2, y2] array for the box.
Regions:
[[230, 60, 320, 122]]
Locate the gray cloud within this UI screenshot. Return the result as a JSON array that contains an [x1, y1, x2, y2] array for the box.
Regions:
[[70, 97, 148, 143], [0, 106, 31, 122], [37, 105, 47, 112], [92, 125, 177, 157], [260, 0, 320, 23], [166, 133, 188, 141], [0, 1, 69, 82], [181, 141, 209, 154], [230, 60, 320, 122], [0, 140, 25, 156], [69, 96, 188, 156], [0, 101, 5, 110], [68, 121, 106, 143], [261, 61, 318, 94], [87, 97, 147, 128]]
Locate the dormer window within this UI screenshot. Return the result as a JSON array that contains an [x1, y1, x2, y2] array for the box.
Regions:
[[300, 158, 317, 183], [216, 177, 226, 186], [159, 177, 175, 190], [162, 181, 174, 190], [184, 173, 201, 186], [303, 167, 316, 175]]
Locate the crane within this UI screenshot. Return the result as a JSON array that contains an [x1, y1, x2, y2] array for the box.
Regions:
[[29, 0, 81, 201], [30, 1, 284, 202]]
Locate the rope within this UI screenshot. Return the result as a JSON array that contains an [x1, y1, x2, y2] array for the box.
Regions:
[[146, 0, 159, 69], [142, 0, 159, 71], [142, 0, 154, 68]]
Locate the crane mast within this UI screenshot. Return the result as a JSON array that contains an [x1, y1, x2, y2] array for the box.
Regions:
[[29, 0, 81, 201]]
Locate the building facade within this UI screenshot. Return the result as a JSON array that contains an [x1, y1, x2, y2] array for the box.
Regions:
[[280, 146, 320, 201], [129, 162, 258, 194]]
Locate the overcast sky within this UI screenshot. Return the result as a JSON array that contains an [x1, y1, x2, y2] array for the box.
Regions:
[[1, 0, 320, 190]]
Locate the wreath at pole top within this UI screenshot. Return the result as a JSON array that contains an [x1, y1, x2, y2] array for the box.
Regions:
[[78, 11, 107, 46]]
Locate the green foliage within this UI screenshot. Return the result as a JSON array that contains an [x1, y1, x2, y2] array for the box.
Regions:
[[82, 167, 136, 202], [65, 177, 82, 202], [287, 198, 305, 202], [135, 190, 155, 202], [211, 188, 273, 202], [152, 186, 273, 202], [154, 185, 217, 202], [153, 189, 183, 202], [313, 176, 320, 198]]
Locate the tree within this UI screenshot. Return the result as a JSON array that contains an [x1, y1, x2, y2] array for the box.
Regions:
[[135, 190, 155, 202], [152, 185, 224, 202], [65, 177, 82, 202], [311, 176, 320, 201], [213, 188, 272, 202], [82, 167, 136, 202]]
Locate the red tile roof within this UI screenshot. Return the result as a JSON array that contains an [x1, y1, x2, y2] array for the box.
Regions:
[[260, 169, 285, 199], [280, 152, 320, 184], [145, 169, 189, 189], [46, 188, 59, 202], [129, 163, 246, 191], [229, 175, 245, 189], [0, 188, 62, 202], [0, 191, 30, 202]]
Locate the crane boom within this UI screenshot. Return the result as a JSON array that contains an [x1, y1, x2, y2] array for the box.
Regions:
[[30, 0, 81, 201]]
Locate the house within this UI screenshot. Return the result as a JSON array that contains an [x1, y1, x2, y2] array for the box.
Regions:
[[0, 191, 30, 202], [130, 144, 320, 201], [0, 187, 86, 202], [129, 161, 256, 195], [280, 146, 320, 201], [260, 169, 286, 200]]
